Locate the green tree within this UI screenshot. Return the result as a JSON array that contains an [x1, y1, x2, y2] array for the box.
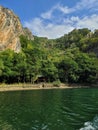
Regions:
[[41, 59, 58, 82], [58, 56, 79, 83], [75, 52, 97, 83], [0, 59, 4, 76]]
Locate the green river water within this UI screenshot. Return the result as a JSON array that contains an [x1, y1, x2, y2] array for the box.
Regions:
[[0, 88, 98, 130]]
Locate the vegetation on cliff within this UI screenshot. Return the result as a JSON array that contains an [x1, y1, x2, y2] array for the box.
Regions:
[[0, 6, 34, 52], [0, 28, 98, 85]]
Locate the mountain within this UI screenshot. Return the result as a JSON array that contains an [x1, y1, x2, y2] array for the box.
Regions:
[[52, 28, 98, 57], [0, 6, 98, 85], [0, 6, 34, 52], [0, 5, 98, 56]]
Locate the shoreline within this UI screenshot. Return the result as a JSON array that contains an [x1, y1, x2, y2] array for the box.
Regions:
[[0, 83, 90, 92]]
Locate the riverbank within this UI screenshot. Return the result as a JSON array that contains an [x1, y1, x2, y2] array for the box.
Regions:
[[0, 83, 87, 92]]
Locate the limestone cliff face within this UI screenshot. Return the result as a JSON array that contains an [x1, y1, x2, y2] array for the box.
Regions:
[[0, 6, 34, 52]]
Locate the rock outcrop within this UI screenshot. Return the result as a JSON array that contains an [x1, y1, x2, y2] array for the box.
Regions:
[[0, 6, 34, 52], [23, 27, 34, 41]]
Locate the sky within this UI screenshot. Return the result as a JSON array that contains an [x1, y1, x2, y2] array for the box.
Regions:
[[0, 0, 98, 39]]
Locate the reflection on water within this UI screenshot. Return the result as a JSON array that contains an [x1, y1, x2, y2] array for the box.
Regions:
[[0, 88, 98, 130]]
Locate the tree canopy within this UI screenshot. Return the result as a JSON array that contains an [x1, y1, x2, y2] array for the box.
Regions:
[[0, 28, 98, 85]]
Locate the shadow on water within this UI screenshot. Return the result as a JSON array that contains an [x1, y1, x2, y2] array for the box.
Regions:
[[0, 88, 98, 130]]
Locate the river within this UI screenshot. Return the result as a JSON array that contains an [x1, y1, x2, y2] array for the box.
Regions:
[[0, 88, 98, 130]]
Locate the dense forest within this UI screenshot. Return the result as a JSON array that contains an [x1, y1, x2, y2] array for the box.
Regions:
[[0, 28, 98, 85]]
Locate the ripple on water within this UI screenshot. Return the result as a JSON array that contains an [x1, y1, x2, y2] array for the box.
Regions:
[[31, 122, 49, 130], [79, 115, 98, 130]]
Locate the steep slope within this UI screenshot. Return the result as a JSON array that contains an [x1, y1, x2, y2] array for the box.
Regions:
[[0, 6, 33, 52], [52, 28, 98, 56]]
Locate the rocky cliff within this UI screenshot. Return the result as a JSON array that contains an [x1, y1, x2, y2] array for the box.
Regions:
[[0, 6, 34, 52]]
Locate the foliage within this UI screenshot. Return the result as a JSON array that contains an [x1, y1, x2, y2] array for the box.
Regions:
[[53, 80, 61, 87], [0, 28, 98, 85]]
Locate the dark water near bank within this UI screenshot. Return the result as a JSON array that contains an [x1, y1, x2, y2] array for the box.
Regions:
[[0, 88, 98, 130]]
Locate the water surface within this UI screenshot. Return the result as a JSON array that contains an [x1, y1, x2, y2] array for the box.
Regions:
[[0, 88, 98, 130]]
